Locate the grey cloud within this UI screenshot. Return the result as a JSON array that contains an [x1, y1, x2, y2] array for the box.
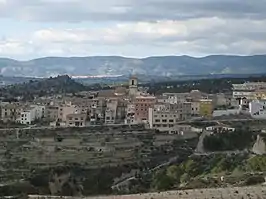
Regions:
[[1, 0, 266, 22]]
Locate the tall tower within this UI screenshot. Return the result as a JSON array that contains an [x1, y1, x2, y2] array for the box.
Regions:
[[129, 76, 138, 96]]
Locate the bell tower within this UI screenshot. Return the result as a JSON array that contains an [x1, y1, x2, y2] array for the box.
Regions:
[[129, 76, 138, 96]]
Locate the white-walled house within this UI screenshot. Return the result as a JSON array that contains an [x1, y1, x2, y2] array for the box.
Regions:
[[17, 105, 45, 125], [249, 100, 266, 119], [19, 109, 36, 125]]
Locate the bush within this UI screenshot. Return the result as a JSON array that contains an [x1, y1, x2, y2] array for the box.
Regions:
[[203, 129, 254, 151]]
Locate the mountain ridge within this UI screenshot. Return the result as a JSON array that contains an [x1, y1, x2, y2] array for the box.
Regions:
[[1, 55, 266, 77]]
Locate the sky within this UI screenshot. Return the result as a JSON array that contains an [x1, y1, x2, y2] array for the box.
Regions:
[[1, 0, 266, 60]]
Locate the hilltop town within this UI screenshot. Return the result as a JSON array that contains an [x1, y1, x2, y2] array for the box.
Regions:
[[1, 75, 266, 198]]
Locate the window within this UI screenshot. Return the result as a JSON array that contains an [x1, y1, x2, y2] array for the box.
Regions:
[[69, 117, 73, 120], [75, 118, 78, 120], [169, 124, 174, 127], [163, 124, 167, 127], [169, 119, 174, 123], [162, 119, 167, 123], [155, 119, 160, 122]]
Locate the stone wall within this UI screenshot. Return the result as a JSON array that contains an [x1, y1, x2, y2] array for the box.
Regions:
[[0, 124, 148, 139]]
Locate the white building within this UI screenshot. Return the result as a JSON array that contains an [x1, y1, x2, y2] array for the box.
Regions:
[[124, 104, 136, 124], [249, 100, 266, 119], [17, 105, 45, 125], [19, 109, 36, 125]]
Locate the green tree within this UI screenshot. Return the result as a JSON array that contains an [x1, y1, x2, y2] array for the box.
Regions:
[[151, 170, 174, 191], [166, 165, 182, 182]]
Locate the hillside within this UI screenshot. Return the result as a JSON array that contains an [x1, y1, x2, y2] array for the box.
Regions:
[[1, 55, 266, 77], [0, 75, 88, 99]]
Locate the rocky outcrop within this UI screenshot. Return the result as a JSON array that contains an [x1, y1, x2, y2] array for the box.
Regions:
[[252, 135, 266, 155], [195, 131, 211, 153]]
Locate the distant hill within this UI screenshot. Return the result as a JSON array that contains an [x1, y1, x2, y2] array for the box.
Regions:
[[0, 55, 266, 77], [0, 75, 88, 99]]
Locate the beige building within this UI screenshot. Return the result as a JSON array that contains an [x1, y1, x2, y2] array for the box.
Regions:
[[148, 102, 192, 133], [190, 101, 200, 116], [45, 106, 59, 121], [66, 113, 87, 127], [105, 99, 118, 124], [0, 103, 22, 123], [58, 105, 80, 122]]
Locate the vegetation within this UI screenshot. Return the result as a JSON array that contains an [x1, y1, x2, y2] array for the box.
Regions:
[[147, 76, 266, 94], [203, 129, 255, 151], [0, 75, 88, 100], [134, 153, 266, 193]]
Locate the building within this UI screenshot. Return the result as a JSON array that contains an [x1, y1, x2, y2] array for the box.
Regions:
[[125, 104, 136, 124], [45, 105, 59, 121], [199, 99, 213, 118], [255, 90, 266, 100], [162, 90, 209, 103], [105, 99, 118, 124], [18, 108, 36, 125], [190, 101, 200, 116], [134, 95, 157, 123], [17, 105, 45, 125], [129, 76, 138, 96], [249, 100, 266, 119], [30, 105, 45, 119], [206, 125, 236, 133], [66, 113, 87, 127], [148, 102, 192, 133], [232, 82, 266, 100], [0, 103, 22, 123], [58, 105, 80, 122]]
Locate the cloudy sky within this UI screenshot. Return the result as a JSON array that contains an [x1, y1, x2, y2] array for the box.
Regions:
[[0, 0, 266, 60]]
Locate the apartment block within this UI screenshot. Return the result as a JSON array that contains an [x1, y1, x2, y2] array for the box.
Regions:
[[105, 99, 118, 124], [0, 103, 22, 123], [134, 95, 157, 123], [17, 105, 45, 125], [148, 102, 192, 133]]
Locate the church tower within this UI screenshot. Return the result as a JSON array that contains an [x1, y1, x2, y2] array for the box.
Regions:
[[129, 76, 138, 96]]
